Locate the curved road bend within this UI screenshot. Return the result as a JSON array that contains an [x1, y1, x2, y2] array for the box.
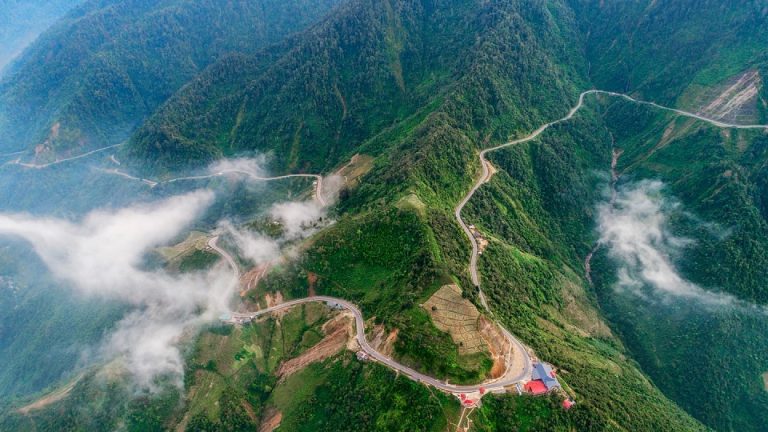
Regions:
[[209, 234, 532, 394], [455, 89, 768, 300], [208, 236, 241, 281], [242, 296, 531, 393]]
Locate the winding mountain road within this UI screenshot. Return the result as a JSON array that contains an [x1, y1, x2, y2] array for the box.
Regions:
[[165, 170, 326, 206], [7, 144, 123, 169], [209, 235, 531, 394], [11, 88, 762, 399], [454, 89, 768, 302], [203, 89, 768, 399]]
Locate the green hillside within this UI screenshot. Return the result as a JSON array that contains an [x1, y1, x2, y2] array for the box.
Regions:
[[0, 0, 342, 156], [572, 0, 768, 107], [127, 0, 587, 174], [124, 0, 714, 429], [2, 0, 768, 431]]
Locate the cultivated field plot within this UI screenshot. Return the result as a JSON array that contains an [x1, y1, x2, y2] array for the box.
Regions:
[[157, 231, 209, 261], [423, 284, 485, 355]]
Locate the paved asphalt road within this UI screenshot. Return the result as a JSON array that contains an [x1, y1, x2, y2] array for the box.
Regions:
[[238, 295, 532, 393], [208, 89, 768, 396], [211, 235, 531, 394]]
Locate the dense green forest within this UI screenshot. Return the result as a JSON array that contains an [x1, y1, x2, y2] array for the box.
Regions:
[[127, 0, 587, 174], [572, 0, 768, 106], [0, 0, 342, 155], [2, 0, 768, 430], [589, 97, 768, 431]]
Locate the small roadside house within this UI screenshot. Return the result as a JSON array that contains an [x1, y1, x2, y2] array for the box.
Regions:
[[531, 362, 560, 391], [524, 362, 561, 395], [524, 380, 548, 395]]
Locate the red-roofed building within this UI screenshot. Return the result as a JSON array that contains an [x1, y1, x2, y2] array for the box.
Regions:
[[562, 399, 575, 410], [524, 380, 548, 395]]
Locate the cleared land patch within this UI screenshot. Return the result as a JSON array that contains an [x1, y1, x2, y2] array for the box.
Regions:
[[335, 153, 374, 187], [157, 231, 209, 261], [423, 284, 485, 355], [17, 374, 83, 414], [763, 372, 768, 392], [682, 69, 762, 125], [277, 312, 354, 378]]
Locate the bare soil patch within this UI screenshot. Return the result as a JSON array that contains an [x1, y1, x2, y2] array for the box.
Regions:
[[685, 69, 762, 124], [369, 324, 398, 356], [477, 316, 509, 379], [17, 374, 82, 414], [277, 313, 353, 378], [240, 263, 271, 297], [762, 371, 768, 392], [264, 291, 284, 308], [335, 154, 374, 187], [484, 159, 498, 183], [157, 231, 209, 261], [241, 400, 258, 423], [307, 272, 318, 297], [259, 408, 283, 432]]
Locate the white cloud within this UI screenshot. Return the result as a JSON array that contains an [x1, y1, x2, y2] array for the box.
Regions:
[[269, 201, 326, 239], [0, 190, 237, 389], [597, 180, 738, 307], [209, 156, 269, 178], [218, 220, 280, 264], [0, 155, 340, 390]]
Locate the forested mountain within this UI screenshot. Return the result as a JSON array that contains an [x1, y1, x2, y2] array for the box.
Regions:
[[0, 0, 342, 157], [1, 0, 768, 431], [127, 0, 587, 174], [0, 0, 83, 73], [572, 0, 768, 110]]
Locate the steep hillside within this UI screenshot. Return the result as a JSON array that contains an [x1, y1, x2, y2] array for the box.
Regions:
[[0, 0, 342, 157], [121, 0, 712, 429], [572, 0, 768, 115], [589, 96, 768, 431], [128, 0, 587, 174], [4, 0, 768, 430]]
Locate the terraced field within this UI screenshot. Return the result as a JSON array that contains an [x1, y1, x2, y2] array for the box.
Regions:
[[423, 284, 485, 355]]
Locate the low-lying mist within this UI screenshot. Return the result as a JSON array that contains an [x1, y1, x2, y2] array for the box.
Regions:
[[0, 155, 339, 392], [597, 179, 764, 312], [594, 180, 768, 428], [0, 190, 230, 389]]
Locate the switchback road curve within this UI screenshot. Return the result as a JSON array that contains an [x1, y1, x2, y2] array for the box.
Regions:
[[454, 89, 768, 303], [209, 236, 532, 395]]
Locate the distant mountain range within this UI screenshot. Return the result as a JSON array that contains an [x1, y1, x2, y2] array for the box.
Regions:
[[0, 0, 83, 73]]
